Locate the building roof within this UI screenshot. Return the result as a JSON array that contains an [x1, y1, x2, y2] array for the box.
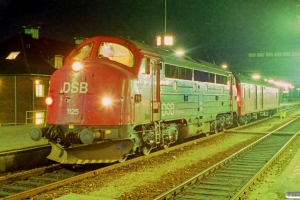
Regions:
[[0, 33, 75, 75]]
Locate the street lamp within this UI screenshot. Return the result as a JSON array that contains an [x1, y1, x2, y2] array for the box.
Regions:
[[156, 35, 173, 46], [156, 0, 174, 47]]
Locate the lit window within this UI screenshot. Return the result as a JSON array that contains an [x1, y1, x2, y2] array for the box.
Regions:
[[35, 112, 44, 124], [6, 52, 21, 60], [36, 81, 44, 97], [54, 55, 63, 68]]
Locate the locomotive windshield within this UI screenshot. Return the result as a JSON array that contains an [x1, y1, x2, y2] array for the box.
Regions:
[[98, 42, 135, 67], [68, 42, 94, 63]]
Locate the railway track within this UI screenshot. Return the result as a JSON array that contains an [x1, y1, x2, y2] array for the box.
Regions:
[[154, 116, 300, 200], [0, 105, 298, 199]]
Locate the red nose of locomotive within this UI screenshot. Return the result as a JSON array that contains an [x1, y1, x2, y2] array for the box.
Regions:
[[46, 61, 132, 126]]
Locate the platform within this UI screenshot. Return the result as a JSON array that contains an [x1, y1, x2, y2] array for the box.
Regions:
[[0, 124, 48, 153]]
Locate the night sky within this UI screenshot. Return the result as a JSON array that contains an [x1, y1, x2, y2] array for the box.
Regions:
[[0, 0, 299, 67]]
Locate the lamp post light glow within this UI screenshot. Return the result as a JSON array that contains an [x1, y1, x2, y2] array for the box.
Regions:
[[175, 49, 184, 56], [221, 64, 228, 69], [252, 74, 261, 80], [156, 35, 174, 46]]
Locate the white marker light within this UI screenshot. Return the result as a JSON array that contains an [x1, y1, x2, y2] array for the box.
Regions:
[[102, 97, 113, 106], [72, 61, 83, 71], [45, 96, 53, 106]]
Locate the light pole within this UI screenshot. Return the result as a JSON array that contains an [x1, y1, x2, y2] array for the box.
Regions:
[[164, 0, 166, 34], [156, 0, 174, 47]]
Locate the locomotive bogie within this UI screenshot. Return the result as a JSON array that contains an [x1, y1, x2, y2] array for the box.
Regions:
[[177, 122, 209, 140]]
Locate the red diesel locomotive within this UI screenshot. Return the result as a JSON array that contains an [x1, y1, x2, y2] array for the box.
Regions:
[[30, 36, 279, 164]]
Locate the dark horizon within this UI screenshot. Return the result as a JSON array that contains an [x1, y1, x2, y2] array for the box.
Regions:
[[1, 0, 299, 85]]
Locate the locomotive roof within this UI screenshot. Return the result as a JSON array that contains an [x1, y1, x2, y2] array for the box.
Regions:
[[128, 39, 231, 76], [234, 73, 278, 88]]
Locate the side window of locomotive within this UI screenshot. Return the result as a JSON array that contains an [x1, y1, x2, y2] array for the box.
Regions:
[[165, 64, 175, 78], [98, 42, 135, 67], [216, 74, 228, 85], [179, 67, 192, 80], [165, 64, 192, 80], [194, 71, 215, 83], [69, 42, 94, 62]]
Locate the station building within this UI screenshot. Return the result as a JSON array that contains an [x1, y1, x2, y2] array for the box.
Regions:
[[0, 26, 75, 126]]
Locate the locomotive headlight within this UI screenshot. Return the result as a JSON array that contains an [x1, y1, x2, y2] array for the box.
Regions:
[[45, 96, 53, 106], [102, 97, 113, 106], [72, 61, 83, 71]]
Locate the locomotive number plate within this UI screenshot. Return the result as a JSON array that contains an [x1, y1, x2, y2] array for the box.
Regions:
[[67, 108, 79, 115]]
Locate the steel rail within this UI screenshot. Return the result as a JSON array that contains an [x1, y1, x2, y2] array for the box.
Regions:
[[231, 129, 300, 199], [154, 116, 300, 200], [0, 164, 61, 185]]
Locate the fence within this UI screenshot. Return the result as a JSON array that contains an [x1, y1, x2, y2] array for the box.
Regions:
[[25, 110, 47, 125]]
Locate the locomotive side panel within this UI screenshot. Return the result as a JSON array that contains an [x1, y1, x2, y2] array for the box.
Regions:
[[201, 83, 231, 121], [160, 79, 199, 120]]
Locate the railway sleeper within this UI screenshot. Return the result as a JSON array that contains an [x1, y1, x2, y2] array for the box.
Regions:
[[2, 185, 29, 192]]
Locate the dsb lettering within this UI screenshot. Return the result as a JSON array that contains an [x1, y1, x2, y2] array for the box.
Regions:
[[63, 82, 88, 93]]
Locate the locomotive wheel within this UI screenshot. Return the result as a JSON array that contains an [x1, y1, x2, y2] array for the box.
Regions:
[[118, 154, 128, 163], [219, 124, 225, 132], [210, 121, 218, 134], [214, 128, 218, 134], [142, 146, 151, 155], [163, 143, 170, 149]]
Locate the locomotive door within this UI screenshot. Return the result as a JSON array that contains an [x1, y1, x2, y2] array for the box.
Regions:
[[150, 59, 160, 122], [135, 58, 160, 123], [229, 75, 234, 112]]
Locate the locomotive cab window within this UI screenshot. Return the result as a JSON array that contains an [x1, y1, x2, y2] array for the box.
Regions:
[[98, 42, 134, 67], [68, 42, 94, 63]]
